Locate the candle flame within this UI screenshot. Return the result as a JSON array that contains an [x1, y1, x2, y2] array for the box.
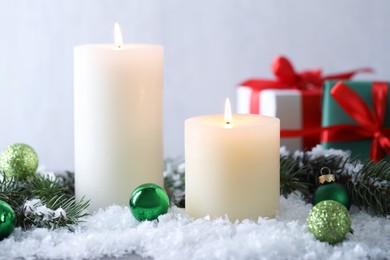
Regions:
[[114, 23, 123, 49], [224, 98, 232, 125]]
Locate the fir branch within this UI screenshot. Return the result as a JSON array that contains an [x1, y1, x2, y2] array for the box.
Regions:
[[344, 160, 390, 215], [164, 159, 185, 207], [1, 171, 89, 230], [0, 174, 26, 209], [279, 159, 310, 198], [2, 146, 388, 231], [27, 173, 71, 200], [278, 148, 390, 216], [17, 196, 89, 231], [57, 171, 76, 195], [164, 147, 390, 216]]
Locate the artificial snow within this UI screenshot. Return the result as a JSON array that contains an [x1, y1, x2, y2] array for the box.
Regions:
[[1, 194, 389, 260], [24, 199, 67, 221]]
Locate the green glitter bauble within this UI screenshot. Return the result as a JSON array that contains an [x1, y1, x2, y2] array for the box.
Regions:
[[307, 200, 351, 244], [313, 183, 351, 210], [0, 143, 39, 179], [0, 200, 16, 240], [129, 183, 170, 221]]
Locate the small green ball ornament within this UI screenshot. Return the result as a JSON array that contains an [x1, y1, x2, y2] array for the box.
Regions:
[[312, 167, 351, 210], [0, 143, 39, 179], [0, 200, 16, 240], [129, 183, 170, 221], [307, 200, 351, 244]]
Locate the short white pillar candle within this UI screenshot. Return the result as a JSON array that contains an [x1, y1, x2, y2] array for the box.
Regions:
[[185, 99, 280, 220]]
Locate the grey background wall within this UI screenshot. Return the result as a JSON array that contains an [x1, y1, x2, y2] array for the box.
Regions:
[[0, 0, 388, 170]]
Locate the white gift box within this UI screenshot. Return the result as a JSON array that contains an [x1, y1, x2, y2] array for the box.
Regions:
[[237, 86, 322, 151]]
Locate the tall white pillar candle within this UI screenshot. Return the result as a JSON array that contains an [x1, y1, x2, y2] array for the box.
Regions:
[[185, 100, 280, 220], [74, 24, 164, 211]]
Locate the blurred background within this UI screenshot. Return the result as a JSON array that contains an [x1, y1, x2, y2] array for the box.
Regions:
[[0, 0, 388, 170]]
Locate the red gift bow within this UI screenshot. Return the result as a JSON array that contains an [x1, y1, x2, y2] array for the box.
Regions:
[[241, 55, 373, 114], [281, 81, 390, 162], [272, 56, 374, 89]]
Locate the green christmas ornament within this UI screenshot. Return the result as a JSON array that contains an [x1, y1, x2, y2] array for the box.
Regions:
[[312, 167, 351, 210], [129, 183, 170, 221], [0, 143, 39, 179], [0, 200, 16, 240], [307, 200, 351, 244]]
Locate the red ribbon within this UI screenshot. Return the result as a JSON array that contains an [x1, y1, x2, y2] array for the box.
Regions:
[[281, 81, 390, 162], [301, 90, 322, 148], [241, 55, 373, 113]]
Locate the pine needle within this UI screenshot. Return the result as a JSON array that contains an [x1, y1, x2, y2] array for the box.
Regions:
[[1, 171, 89, 230]]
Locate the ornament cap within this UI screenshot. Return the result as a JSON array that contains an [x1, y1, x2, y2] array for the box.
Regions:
[[319, 167, 336, 184]]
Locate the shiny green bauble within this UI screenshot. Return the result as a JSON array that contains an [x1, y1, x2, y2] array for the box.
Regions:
[[0, 143, 39, 179], [307, 200, 351, 244], [0, 200, 16, 240], [312, 183, 351, 210], [129, 183, 170, 221]]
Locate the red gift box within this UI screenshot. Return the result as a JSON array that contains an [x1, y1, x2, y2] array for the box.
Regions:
[[237, 55, 372, 150]]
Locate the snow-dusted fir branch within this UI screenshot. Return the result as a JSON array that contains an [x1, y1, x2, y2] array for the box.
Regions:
[[0, 171, 89, 230], [1, 146, 388, 231], [21, 195, 89, 230], [279, 145, 389, 215], [164, 159, 185, 208], [164, 146, 390, 216], [23, 198, 67, 229]]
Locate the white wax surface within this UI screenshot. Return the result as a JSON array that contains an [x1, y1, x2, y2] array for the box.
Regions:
[[185, 114, 280, 221], [74, 44, 164, 211]]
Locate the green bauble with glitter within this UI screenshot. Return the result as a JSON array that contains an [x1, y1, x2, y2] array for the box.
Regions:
[[312, 167, 351, 210], [307, 200, 351, 244], [0, 200, 16, 240], [129, 183, 170, 221], [0, 143, 39, 179]]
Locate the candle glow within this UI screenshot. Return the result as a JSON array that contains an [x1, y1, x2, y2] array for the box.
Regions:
[[114, 22, 123, 49], [224, 98, 232, 126]]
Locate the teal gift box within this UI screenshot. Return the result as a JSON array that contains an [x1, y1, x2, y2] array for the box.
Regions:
[[321, 80, 390, 161]]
